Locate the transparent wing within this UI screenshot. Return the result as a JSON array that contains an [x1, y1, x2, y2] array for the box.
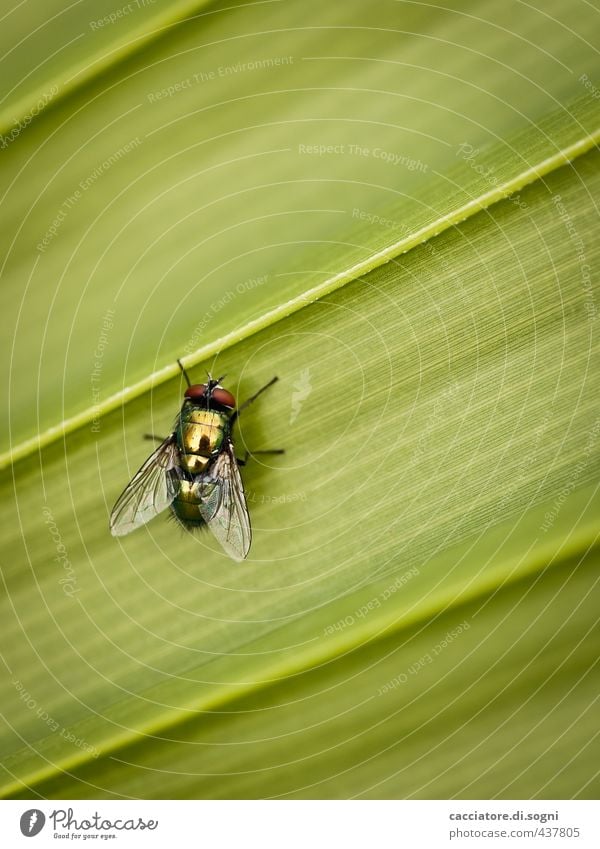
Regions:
[[110, 435, 181, 537], [196, 443, 251, 561]]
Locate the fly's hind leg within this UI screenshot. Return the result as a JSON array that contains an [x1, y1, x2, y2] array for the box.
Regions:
[[144, 433, 167, 443], [236, 449, 285, 467]]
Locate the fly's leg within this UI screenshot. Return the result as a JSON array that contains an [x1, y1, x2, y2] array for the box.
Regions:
[[232, 377, 282, 461], [236, 449, 285, 467], [177, 358, 192, 386], [144, 433, 166, 443], [230, 376, 279, 427], [143, 361, 187, 444]]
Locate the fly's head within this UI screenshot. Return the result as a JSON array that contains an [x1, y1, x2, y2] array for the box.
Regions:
[[184, 374, 236, 411]]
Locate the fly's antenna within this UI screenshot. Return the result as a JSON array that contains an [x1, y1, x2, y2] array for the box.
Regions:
[[205, 372, 215, 409], [177, 358, 192, 387]]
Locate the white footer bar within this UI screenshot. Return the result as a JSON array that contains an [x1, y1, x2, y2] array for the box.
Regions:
[[0, 800, 598, 848]]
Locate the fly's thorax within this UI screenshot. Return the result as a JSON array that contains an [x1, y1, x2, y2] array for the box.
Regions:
[[177, 405, 229, 474]]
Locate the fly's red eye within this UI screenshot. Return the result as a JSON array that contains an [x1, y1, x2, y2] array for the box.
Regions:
[[184, 384, 207, 400], [184, 383, 235, 407], [212, 387, 236, 408]]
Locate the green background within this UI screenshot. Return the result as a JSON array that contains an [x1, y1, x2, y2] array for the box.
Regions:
[[1, 0, 599, 799]]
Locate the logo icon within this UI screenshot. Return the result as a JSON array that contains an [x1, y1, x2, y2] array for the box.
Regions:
[[20, 810, 45, 837], [290, 368, 312, 424]]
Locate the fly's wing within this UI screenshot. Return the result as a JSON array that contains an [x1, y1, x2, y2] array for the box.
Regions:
[[196, 443, 251, 561], [110, 435, 181, 536]]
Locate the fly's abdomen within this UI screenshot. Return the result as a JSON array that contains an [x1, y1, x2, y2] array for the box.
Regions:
[[171, 479, 205, 528], [177, 408, 228, 474]]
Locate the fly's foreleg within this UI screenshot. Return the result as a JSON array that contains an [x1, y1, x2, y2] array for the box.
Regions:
[[230, 376, 279, 427]]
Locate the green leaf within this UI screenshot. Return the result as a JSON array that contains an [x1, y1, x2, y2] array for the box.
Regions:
[[2, 0, 599, 455], [1, 0, 599, 799]]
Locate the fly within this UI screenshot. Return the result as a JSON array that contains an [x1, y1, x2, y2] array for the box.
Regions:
[[109, 360, 283, 560]]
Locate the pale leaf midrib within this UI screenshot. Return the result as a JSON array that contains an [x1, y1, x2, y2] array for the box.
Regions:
[[2, 128, 599, 473]]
